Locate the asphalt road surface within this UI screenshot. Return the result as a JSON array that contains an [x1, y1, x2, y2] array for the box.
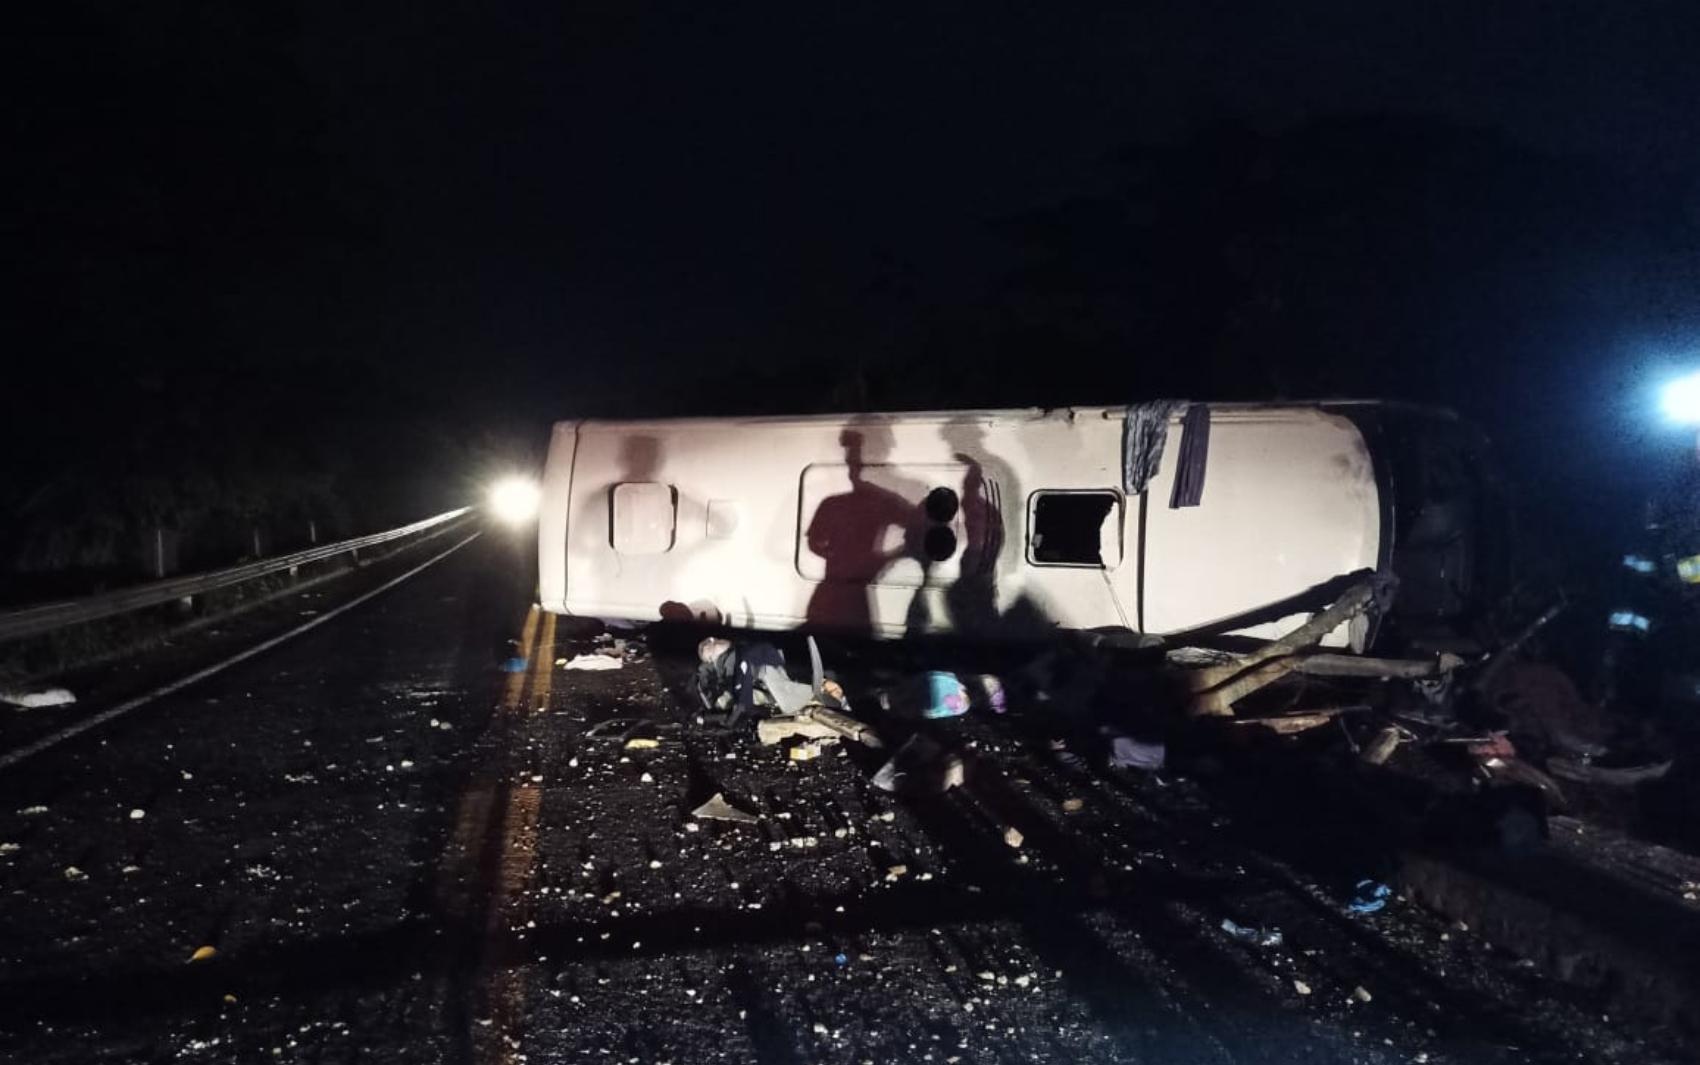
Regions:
[[0, 532, 1678, 1063]]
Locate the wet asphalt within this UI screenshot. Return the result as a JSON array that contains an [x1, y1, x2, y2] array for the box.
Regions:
[[0, 530, 1681, 1064]]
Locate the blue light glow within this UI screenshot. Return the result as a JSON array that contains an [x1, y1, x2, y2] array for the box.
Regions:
[[1608, 610, 1651, 633], [1660, 371, 1700, 425]]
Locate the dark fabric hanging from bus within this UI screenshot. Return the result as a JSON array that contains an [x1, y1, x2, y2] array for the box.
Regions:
[[1168, 404, 1211, 508]]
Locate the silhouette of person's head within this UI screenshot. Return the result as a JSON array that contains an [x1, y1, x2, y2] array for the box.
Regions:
[[620, 435, 661, 480], [941, 418, 987, 461], [840, 420, 894, 481]]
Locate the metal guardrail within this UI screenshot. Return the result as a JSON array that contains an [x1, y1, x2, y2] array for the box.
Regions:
[[0, 506, 474, 644]]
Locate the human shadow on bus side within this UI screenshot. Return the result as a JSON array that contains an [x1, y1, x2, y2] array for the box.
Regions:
[[803, 423, 927, 635], [938, 418, 1058, 641]]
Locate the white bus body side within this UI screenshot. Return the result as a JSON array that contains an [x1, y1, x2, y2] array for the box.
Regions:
[[537, 406, 1381, 647]]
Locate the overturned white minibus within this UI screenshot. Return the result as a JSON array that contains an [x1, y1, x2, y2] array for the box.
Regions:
[[537, 403, 1494, 650]]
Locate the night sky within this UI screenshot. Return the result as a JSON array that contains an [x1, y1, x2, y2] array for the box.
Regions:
[[8, 2, 1700, 573]]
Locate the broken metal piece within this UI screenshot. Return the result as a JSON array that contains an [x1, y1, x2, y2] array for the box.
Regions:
[[1359, 725, 1403, 765], [757, 715, 841, 745], [1185, 576, 1386, 717], [871, 735, 964, 794], [1294, 653, 1463, 680], [690, 792, 758, 824], [1547, 758, 1672, 787], [1232, 705, 1368, 735], [807, 706, 884, 749]]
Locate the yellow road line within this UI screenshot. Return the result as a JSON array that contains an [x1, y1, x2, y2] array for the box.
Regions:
[[500, 606, 542, 711], [483, 606, 556, 1064]]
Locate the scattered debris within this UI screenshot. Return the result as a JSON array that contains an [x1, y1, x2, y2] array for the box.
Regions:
[[788, 740, 830, 762], [1547, 758, 1672, 786], [499, 657, 528, 673], [807, 706, 883, 748], [1104, 732, 1165, 771], [19, 805, 48, 816], [1186, 577, 1385, 717], [880, 672, 971, 720], [690, 793, 758, 824], [757, 716, 842, 745], [1294, 653, 1463, 680], [1002, 826, 1025, 849], [1464, 733, 1517, 760], [1, 688, 77, 709], [1476, 755, 1569, 810], [189, 945, 218, 963], [1061, 798, 1085, 813], [884, 864, 909, 882], [1293, 979, 1312, 996], [966, 674, 1007, 714], [128, 809, 146, 821], [1347, 879, 1392, 914], [562, 654, 623, 672], [1351, 985, 1373, 1003], [1360, 726, 1404, 765], [1483, 661, 1608, 759], [63, 866, 88, 882], [1220, 918, 1284, 947], [0, 843, 19, 855], [1234, 706, 1367, 735], [623, 737, 660, 750], [872, 735, 965, 794]]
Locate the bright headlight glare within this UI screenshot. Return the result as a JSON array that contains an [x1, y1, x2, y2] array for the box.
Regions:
[[489, 476, 540, 524], [1660, 371, 1700, 425]]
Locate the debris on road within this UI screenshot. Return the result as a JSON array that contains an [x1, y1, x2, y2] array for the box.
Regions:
[[1220, 918, 1284, 947], [1104, 731, 1165, 771], [879, 671, 971, 719], [1359, 725, 1404, 765], [561, 654, 623, 672], [690, 792, 758, 824], [1, 688, 76, 709], [1233, 706, 1366, 734], [1293, 979, 1313, 996], [1185, 577, 1385, 717], [757, 715, 842, 745], [62, 866, 87, 882], [1347, 879, 1392, 914], [807, 705, 883, 747], [966, 673, 1007, 713], [1547, 757, 1672, 786], [872, 735, 965, 794], [788, 739, 832, 761], [1351, 986, 1373, 1003], [188, 945, 218, 963]]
